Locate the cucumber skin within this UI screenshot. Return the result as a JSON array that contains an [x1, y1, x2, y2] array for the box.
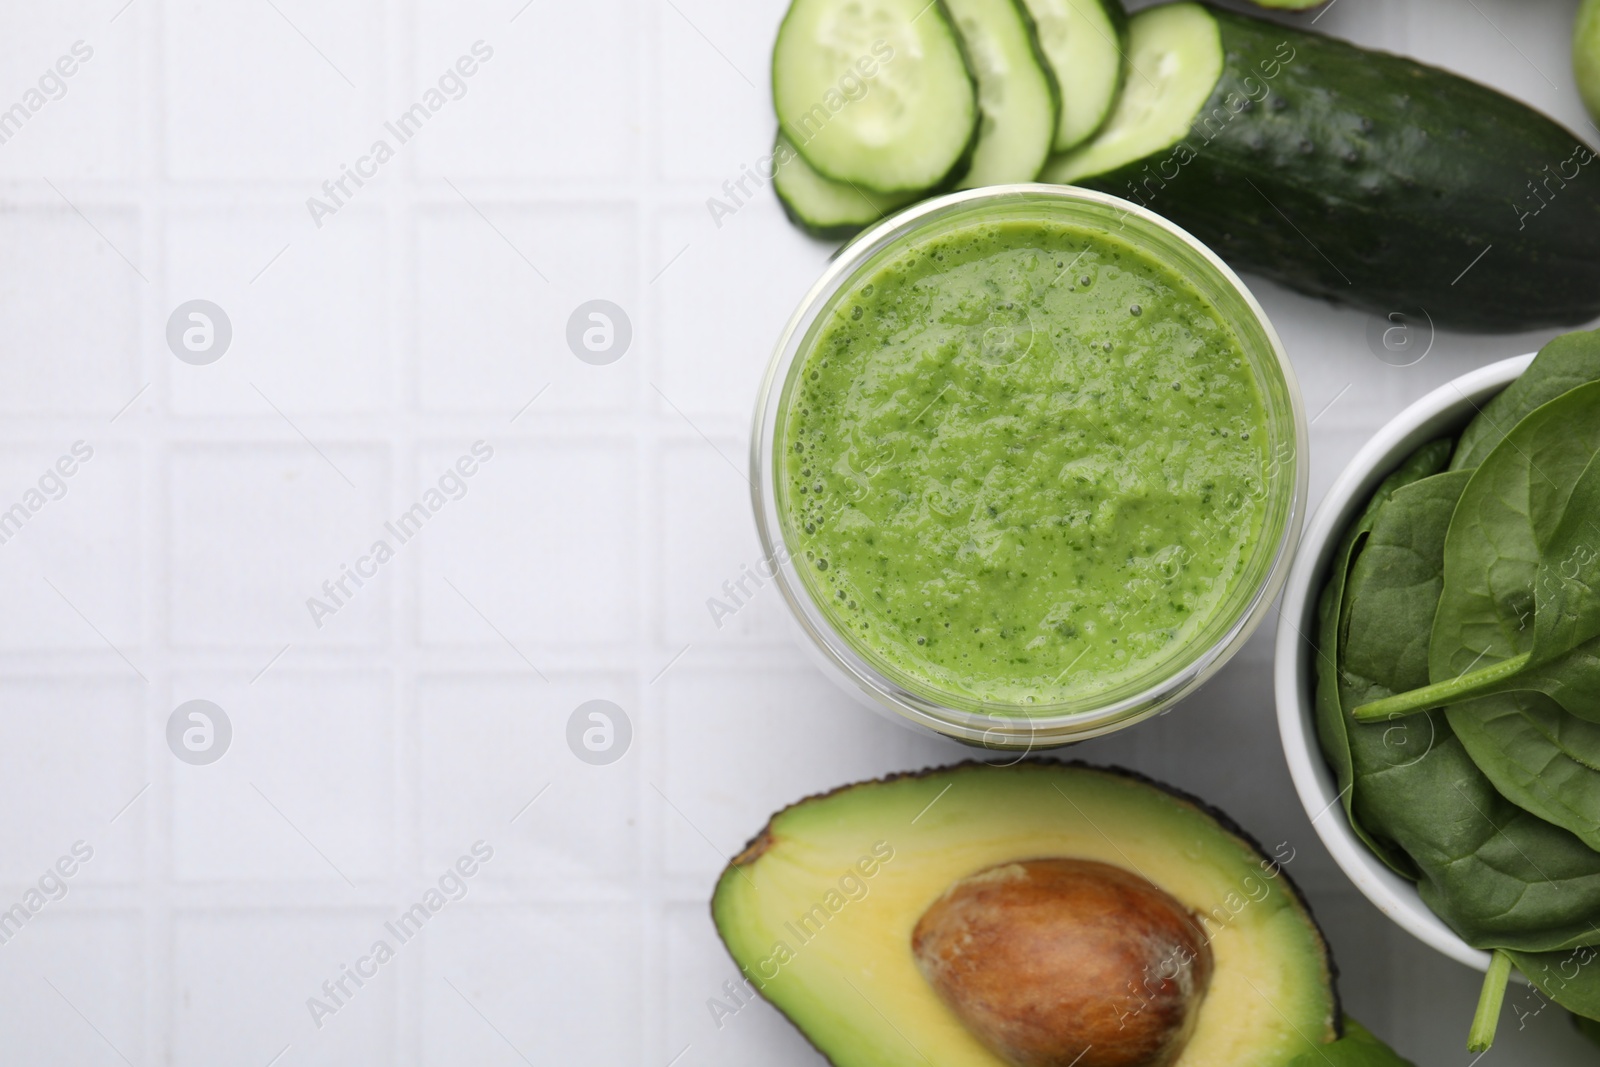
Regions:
[[1010, 0, 1064, 170], [773, 185, 889, 241], [774, 200, 872, 241], [1079, 8, 1600, 332], [771, 137, 917, 240], [1079, 0, 1130, 149], [1028, 0, 1129, 152]]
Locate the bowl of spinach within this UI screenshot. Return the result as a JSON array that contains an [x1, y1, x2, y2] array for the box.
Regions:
[[1276, 328, 1600, 1051]]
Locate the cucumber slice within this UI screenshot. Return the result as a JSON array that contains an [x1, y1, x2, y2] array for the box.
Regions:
[[1043, 2, 1600, 331], [1041, 2, 1221, 184], [1018, 0, 1128, 151], [771, 132, 918, 238], [945, 0, 1060, 187], [1579, 0, 1600, 126], [773, 0, 979, 193]]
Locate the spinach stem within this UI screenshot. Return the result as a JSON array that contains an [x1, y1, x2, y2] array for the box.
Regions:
[[1350, 652, 1532, 722], [1467, 950, 1513, 1053]]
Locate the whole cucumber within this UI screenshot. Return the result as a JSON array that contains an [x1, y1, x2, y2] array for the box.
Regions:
[[1060, 5, 1600, 332]]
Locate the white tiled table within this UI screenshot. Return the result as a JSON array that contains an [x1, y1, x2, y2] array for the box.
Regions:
[[0, 0, 1593, 1063]]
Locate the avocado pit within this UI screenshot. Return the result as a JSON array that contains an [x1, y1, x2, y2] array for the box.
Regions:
[[912, 858, 1213, 1067]]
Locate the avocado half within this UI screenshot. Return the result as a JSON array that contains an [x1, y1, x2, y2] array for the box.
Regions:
[[711, 761, 1340, 1067]]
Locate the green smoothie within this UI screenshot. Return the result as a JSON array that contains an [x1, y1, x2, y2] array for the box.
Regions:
[[778, 217, 1273, 708]]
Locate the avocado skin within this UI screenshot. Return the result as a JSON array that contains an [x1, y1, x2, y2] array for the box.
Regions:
[[713, 758, 1343, 1064], [1084, 8, 1600, 332]]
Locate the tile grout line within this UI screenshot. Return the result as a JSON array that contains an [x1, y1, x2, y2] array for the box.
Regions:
[[388, 2, 420, 1063], [140, 0, 171, 1060], [17, 1, 767, 1064], [637, 0, 674, 1060]]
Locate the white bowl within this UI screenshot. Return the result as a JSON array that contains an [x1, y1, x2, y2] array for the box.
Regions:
[[1273, 353, 1535, 973]]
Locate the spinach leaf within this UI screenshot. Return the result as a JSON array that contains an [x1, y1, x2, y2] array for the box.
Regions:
[[1286, 1017, 1415, 1066], [1527, 448, 1600, 672], [1325, 331, 1600, 1024], [1433, 380, 1600, 680], [1503, 946, 1600, 1028], [1352, 382, 1600, 722], [1341, 473, 1466, 730], [1453, 327, 1600, 472], [1393, 383, 1600, 845], [1314, 439, 1452, 873], [1338, 471, 1600, 951], [1432, 451, 1600, 718], [1446, 692, 1600, 850]]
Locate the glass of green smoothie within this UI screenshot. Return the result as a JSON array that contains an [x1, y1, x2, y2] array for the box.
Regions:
[[752, 185, 1306, 747]]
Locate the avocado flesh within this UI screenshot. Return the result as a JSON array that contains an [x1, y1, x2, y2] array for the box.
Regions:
[[712, 762, 1338, 1067]]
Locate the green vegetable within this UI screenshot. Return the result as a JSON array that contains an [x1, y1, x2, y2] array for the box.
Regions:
[[1045, 4, 1600, 331], [1507, 945, 1600, 1025], [1041, 4, 1222, 189], [773, 0, 978, 193], [1314, 330, 1600, 1045], [943, 0, 1060, 187], [1348, 385, 1600, 849], [1310, 335, 1600, 1044], [1355, 338, 1600, 725], [1534, 455, 1600, 663], [771, 131, 918, 238], [1355, 381, 1600, 722], [1335, 470, 1600, 952], [1360, 718, 1600, 955], [1468, 950, 1512, 1052], [1445, 693, 1600, 851], [1016, 0, 1126, 151], [1313, 438, 1451, 875], [1578, 0, 1600, 128], [1452, 329, 1600, 471], [1329, 467, 1600, 1049], [1339, 468, 1462, 737], [1356, 382, 1600, 845], [1286, 1017, 1415, 1067]]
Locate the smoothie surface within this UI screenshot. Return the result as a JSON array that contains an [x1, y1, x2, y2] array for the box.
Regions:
[[780, 216, 1273, 708]]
